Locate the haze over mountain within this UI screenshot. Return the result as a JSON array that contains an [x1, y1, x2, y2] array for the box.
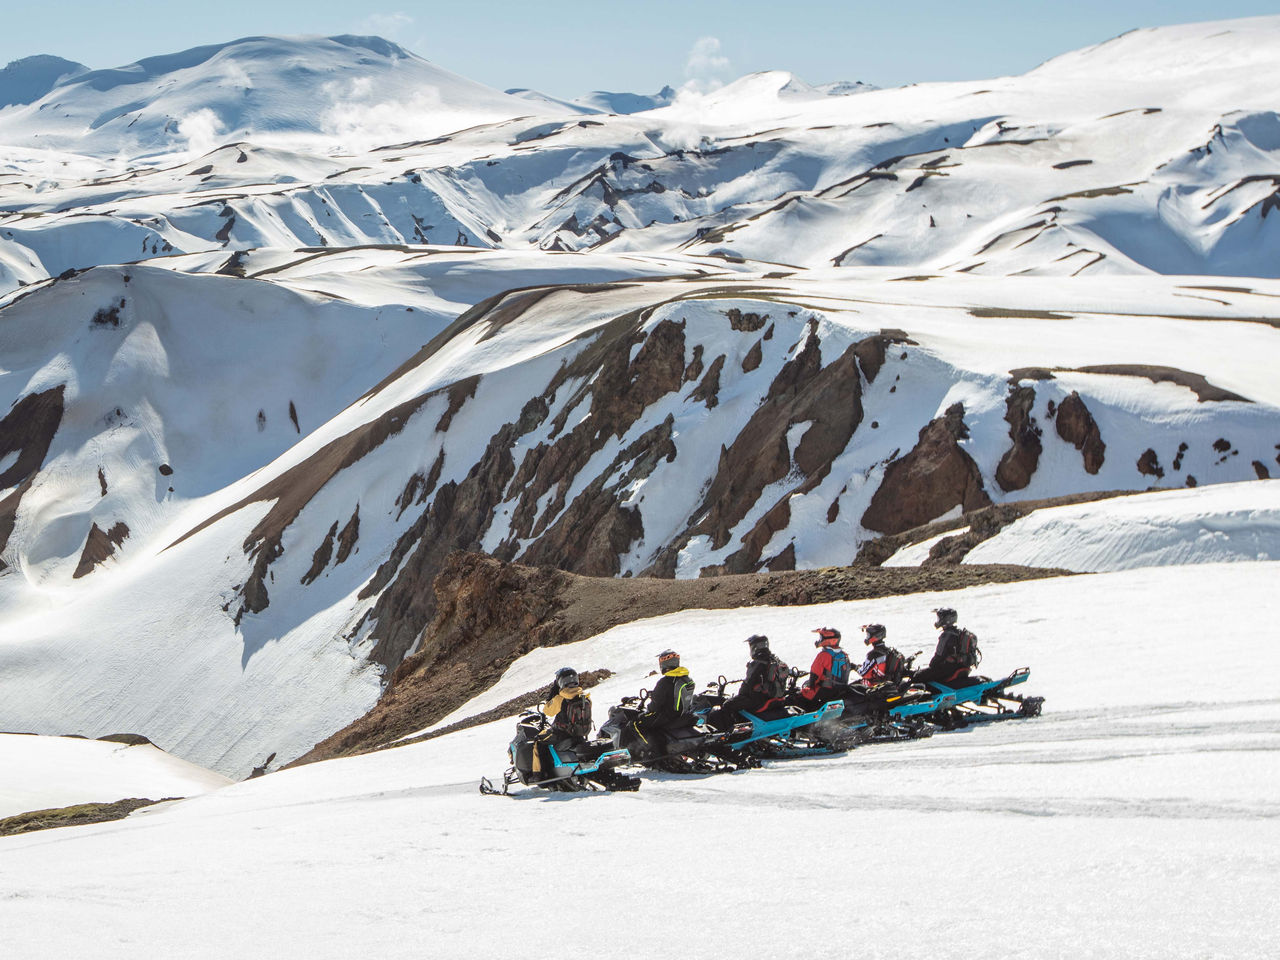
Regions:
[[0, 17, 1277, 782]]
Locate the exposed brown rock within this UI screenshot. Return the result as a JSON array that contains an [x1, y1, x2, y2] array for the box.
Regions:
[[1073, 365, 1248, 403], [73, 521, 130, 579], [1055, 391, 1106, 474], [853, 329, 915, 383], [301, 522, 339, 586], [1137, 448, 1165, 479], [683, 344, 705, 382], [689, 354, 725, 408], [97, 467, 108, 496], [1254, 461, 1271, 480], [994, 385, 1042, 492], [336, 507, 360, 563], [742, 339, 763, 372], [726, 307, 768, 332], [435, 375, 480, 432], [861, 403, 991, 535], [654, 330, 865, 574], [0, 386, 65, 494]]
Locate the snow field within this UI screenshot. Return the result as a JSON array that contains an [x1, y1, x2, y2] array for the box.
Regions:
[[1, 562, 1277, 958], [0, 734, 230, 818], [964, 479, 1280, 570]]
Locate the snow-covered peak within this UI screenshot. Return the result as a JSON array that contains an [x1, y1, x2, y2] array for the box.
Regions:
[[1030, 15, 1280, 83], [0, 54, 88, 107], [0, 34, 552, 159]]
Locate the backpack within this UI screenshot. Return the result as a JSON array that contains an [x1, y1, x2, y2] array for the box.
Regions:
[[826, 648, 850, 685], [955, 629, 981, 669], [883, 647, 906, 684], [762, 658, 789, 699]]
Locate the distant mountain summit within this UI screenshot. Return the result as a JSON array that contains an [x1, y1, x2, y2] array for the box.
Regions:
[[0, 35, 547, 157], [0, 55, 88, 108]]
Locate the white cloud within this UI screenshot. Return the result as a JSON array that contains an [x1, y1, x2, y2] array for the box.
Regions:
[[359, 12, 415, 41], [683, 36, 732, 92], [177, 108, 225, 156], [220, 60, 253, 91], [319, 77, 456, 151]]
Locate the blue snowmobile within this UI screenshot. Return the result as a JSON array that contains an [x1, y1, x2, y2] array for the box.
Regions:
[[914, 667, 1044, 729], [694, 673, 850, 758]]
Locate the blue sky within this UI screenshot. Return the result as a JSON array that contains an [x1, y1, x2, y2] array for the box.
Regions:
[[2, 1, 1275, 96]]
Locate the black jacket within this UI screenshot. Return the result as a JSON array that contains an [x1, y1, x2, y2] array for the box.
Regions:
[[641, 668, 695, 730], [929, 625, 970, 672], [738, 655, 788, 710]]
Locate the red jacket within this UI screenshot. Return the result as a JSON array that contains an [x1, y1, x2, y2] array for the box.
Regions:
[[802, 647, 847, 699]]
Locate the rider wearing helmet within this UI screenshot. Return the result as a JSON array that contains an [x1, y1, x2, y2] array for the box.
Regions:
[[544, 667, 593, 743], [635, 650, 696, 751], [534, 666, 598, 771], [798, 627, 852, 704], [708, 635, 789, 730], [913, 608, 979, 687], [857, 624, 907, 687]]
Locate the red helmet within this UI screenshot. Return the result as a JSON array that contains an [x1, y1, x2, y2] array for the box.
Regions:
[[813, 627, 841, 648]]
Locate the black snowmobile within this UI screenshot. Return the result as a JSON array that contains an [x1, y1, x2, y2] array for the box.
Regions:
[[480, 710, 640, 795], [600, 693, 757, 774]]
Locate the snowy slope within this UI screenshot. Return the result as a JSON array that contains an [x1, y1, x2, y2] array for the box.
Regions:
[[0, 251, 1276, 776], [0, 734, 230, 818], [1, 562, 1276, 959], [962, 479, 1280, 571]]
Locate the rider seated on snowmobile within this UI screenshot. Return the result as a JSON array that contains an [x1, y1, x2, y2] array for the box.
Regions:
[[537, 667, 603, 767], [857, 624, 908, 689], [794, 627, 853, 707], [707, 635, 789, 731], [632, 649, 696, 754], [911, 608, 980, 688]]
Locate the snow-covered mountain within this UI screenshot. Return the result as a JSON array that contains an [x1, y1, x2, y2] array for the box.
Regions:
[[0, 19, 1278, 779]]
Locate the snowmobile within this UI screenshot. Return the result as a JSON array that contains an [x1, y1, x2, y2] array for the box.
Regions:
[[480, 710, 640, 795], [694, 674, 850, 759], [915, 667, 1044, 729], [600, 693, 758, 774]]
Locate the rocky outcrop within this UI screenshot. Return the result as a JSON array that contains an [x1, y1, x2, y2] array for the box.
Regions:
[[73, 522, 130, 579], [995, 385, 1042, 492], [1055, 391, 1105, 474], [653, 330, 866, 575], [1137, 448, 1165, 479], [861, 403, 991, 535], [853, 329, 915, 384], [0, 386, 66, 566]]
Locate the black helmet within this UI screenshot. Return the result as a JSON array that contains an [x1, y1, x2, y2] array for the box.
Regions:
[[933, 608, 957, 628], [555, 667, 580, 690], [862, 623, 886, 644], [658, 649, 680, 672], [746, 634, 770, 657]]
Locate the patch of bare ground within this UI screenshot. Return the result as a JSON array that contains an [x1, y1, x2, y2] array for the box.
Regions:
[[0, 798, 175, 837], [290, 551, 1067, 766]]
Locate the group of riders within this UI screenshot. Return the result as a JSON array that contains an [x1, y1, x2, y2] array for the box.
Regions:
[[539, 607, 980, 760]]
